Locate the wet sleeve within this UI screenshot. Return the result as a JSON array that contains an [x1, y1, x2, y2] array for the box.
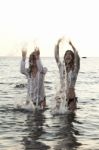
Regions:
[[42, 67, 47, 74], [20, 60, 28, 76], [74, 51, 80, 74], [36, 58, 43, 72], [36, 58, 48, 74]]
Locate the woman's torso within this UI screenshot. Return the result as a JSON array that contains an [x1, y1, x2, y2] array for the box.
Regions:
[[58, 62, 78, 98]]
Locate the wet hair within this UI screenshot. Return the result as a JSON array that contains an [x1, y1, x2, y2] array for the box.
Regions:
[[34, 47, 40, 56], [28, 52, 37, 77], [64, 50, 74, 69], [29, 52, 36, 64]]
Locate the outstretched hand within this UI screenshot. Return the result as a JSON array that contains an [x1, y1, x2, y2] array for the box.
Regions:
[[69, 40, 72, 46], [69, 40, 76, 51], [57, 38, 63, 45]]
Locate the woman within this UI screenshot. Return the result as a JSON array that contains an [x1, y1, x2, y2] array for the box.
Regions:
[[55, 39, 80, 112], [20, 47, 47, 109]]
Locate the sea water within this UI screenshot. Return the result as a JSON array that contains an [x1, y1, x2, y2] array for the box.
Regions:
[[0, 57, 99, 150]]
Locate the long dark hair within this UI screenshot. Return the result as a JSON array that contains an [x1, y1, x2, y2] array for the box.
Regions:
[[28, 52, 37, 77], [64, 50, 74, 70]]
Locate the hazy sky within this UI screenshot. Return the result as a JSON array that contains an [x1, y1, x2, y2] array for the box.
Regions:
[[0, 0, 99, 57]]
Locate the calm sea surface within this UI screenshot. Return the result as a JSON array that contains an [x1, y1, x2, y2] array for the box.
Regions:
[[0, 57, 99, 150]]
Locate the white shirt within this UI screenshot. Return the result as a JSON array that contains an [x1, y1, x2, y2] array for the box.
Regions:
[[55, 44, 80, 93], [20, 58, 47, 104]]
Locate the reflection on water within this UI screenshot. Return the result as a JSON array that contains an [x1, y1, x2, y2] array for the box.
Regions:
[[54, 113, 81, 150], [22, 110, 81, 150], [22, 111, 50, 150]]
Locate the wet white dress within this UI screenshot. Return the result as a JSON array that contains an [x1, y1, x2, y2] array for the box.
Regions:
[[55, 45, 80, 91], [52, 44, 80, 114], [20, 58, 47, 107]]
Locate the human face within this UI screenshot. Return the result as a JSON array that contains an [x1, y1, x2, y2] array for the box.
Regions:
[[29, 53, 36, 66], [64, 51, 73, 64]]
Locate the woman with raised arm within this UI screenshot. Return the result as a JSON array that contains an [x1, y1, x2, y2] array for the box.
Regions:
[[55, 39, 80, 112], [20, 47, 47, 110]]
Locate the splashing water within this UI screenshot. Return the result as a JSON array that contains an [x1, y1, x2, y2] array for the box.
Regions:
[[51, 84, 68, 115], [15, 99, 35, 112]]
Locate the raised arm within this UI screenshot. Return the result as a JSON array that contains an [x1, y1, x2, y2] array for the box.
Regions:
[[34, 48, 43, 71], [34, 48, 47, 74], [20, 49, 28, 76], [54, 39, 62, 64], [69, 41, 80, 73]]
